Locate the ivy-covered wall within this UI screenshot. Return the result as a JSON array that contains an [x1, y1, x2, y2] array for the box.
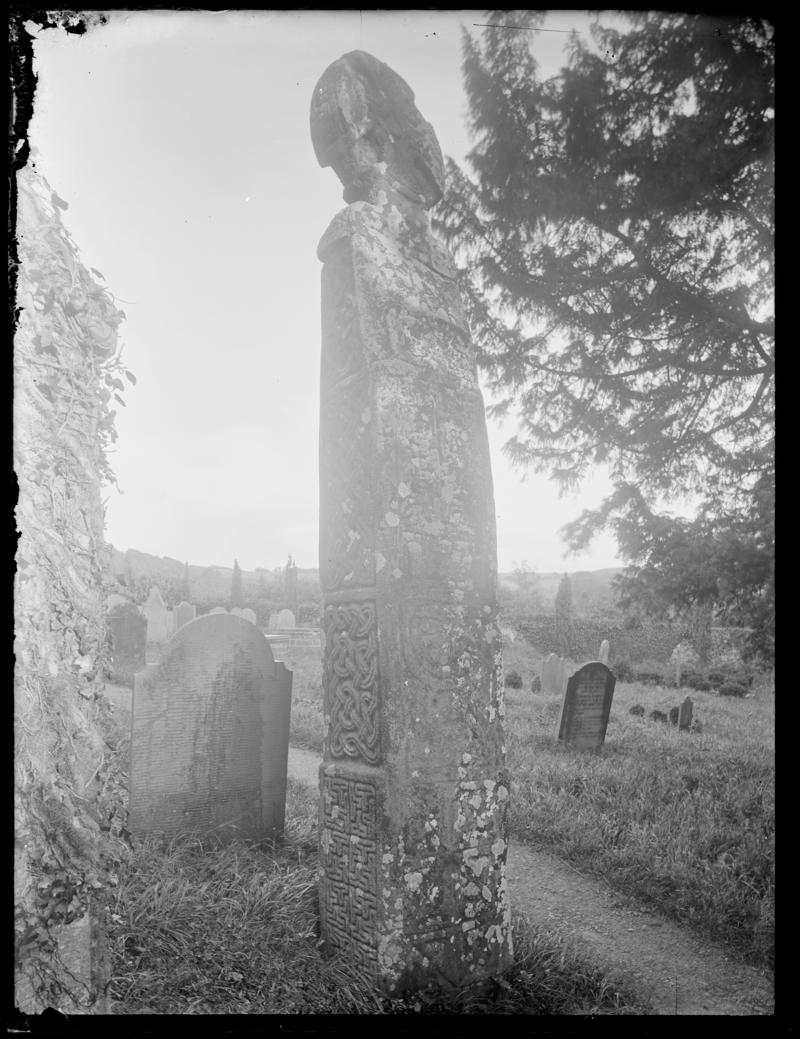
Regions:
[[14, 163, 132, 1013]]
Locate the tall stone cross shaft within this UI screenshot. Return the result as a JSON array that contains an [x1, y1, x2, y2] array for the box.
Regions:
[[311, 51, 513, 993]]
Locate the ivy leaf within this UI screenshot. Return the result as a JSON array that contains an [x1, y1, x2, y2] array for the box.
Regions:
[[51, 191, 69, 211], [124, 370, 137, 385], [90, 267, 106, 281], [113, 394, 126, 407]]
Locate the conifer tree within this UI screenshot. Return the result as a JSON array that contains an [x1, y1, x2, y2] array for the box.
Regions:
[[438, 12, 774, 660]]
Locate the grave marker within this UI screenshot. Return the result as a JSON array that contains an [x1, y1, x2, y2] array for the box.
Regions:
[[312, 50, 512, 993], [175, 601, 196, 630], [678, 695, 694, 731], [277, 608, 295, 629], [107, 602, 146, 686], [556, 662, 616, 752], [541, 653, 563, 696], [142, 586, 173, 644], [129, 614, 292, 839]]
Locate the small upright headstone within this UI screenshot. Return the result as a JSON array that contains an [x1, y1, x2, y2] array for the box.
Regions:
[[108, 602, 147, 686], [669, 706, 680, 726], [268, 611, 280, 630], [598, 639, 610, 665], [130, 614, 293, 840], [678, 696, 694, 731], [142, 586, 172, 644], [175, 601, 197, 630], [210, 606, 228, 614], [556, 662, 616, 752], [241, 607, 257, 625], [277, 608, 295, 629], [541, 653, 563, 695]]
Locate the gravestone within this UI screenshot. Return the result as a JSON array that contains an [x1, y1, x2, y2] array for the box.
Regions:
[[598, 639, 610, 665], [231, 606, 257, 625], [556, 662, 616, 752], [268, 611, 280, 630], [142, 586, 173, 644], [678, 695, 694, 731], [276, 608, 295, 629], [129, 614, 292, 839], [312, 51, 511, 993], [107, 602, 146, 685], [669, 705, 680, 726], [210, 606, 228, 614], [541, 653, 564, 696], [175, 601, 196, 630]]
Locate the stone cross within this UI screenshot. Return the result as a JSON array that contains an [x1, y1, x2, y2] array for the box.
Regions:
[[312, 50, 512, 994]]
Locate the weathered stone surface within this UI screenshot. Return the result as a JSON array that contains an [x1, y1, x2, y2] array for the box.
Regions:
[[598, 639, 610, 665], [556, 662, 616, 752], [312, 50, 511, 994], [129, 614, 292, 839], [175, 601, 197, 630], [678, 695, 694, 731], [108, 602, 147, 686]]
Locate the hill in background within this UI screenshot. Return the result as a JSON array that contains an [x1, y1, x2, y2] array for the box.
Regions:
[[109, 546, 622, 613]]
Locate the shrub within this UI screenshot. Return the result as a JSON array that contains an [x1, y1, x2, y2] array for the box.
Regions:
[[649, 710, 669, 723], [718, 682, 748, 698], [504, 670, 523, 689], [633, 670, 662, 686], [613, 660, 633, 682], [681, 671, 712, 691], [628, 704, 645, 716], [668, 706, 680, 725]]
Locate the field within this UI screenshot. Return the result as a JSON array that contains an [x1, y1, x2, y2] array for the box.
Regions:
[[286, 637, 775, 971]]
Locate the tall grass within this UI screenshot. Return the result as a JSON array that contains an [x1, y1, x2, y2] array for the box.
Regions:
[[288, 641, 774, 971], [501, 639, 775, 970], [107, 778, 643, 1014]]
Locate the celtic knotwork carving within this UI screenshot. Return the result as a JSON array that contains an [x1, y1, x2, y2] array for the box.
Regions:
[[323, 602, 380, 763]]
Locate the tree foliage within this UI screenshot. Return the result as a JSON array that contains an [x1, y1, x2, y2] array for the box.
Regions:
[[438, 12, 774, 659]]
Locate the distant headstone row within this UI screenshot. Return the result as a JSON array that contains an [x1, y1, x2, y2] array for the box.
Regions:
[[129, 613, 293, 840]]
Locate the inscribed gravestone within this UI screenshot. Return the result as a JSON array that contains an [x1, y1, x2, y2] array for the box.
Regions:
[[129, 614, 292, 839], [312, 50, 512, 993], [276, 608, 295, 629], [142, 586, 172, 644], [108, 602, 146, 685], [678, 695, 693, 731], [598, 639, 610, 665], [556, 662, 616, 752], [175, 601, 196, 630]]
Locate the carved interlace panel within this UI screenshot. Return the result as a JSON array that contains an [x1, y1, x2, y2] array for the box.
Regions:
[[320, 775, 379, 973], [323, 602, 381, 764]]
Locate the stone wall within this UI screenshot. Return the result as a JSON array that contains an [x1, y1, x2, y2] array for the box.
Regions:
[[14, 163, 129, 1012]]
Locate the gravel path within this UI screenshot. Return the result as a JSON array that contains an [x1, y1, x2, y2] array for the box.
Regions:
[[288, 746, 773, 1016]]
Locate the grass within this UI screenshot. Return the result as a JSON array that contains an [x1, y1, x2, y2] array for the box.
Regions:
[[287, 638, 774, 972], [500, 637, 775, 971], [107, 779, 644, 1015]]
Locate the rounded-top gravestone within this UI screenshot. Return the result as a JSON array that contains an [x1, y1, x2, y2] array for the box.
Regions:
[[129, 613, 292, 840]]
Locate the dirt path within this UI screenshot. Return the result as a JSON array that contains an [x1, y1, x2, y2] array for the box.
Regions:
[[287, 746, 773, 1016]]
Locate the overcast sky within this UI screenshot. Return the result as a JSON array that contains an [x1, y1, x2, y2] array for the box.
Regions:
[[27, 9, 627, 574]]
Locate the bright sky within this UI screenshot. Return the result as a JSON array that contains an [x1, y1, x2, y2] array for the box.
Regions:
[[27, 9, 626, 574]]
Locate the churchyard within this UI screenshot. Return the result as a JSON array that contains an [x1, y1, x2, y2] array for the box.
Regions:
[[288, 636, 775, 973]]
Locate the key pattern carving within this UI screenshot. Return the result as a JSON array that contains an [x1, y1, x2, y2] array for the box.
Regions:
[[320, 775, 379, 973]]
